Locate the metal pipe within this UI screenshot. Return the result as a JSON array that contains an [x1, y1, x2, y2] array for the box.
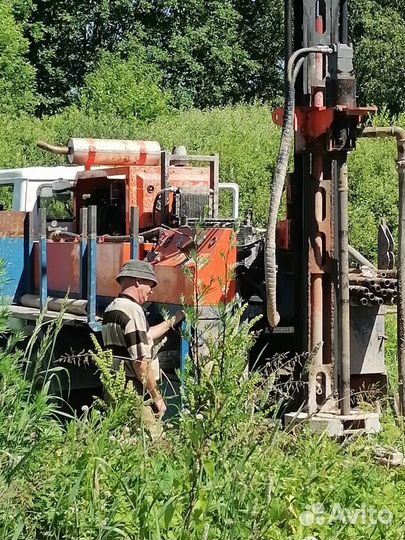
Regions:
[[380, 270, 397, 277], [361, 126, 405, 415], [39, 207, 48, 313], [386, 288, 397, 297], [130, 206, 139, 259], [311, 153, 324, 368], [37, 140, 69, 155], [349, 285, 369, 295], [218, 182, 240, 220], [311, 275, 323, 367], [87, 206, 97, 327], [179, 320, 189, 409], [80, 207, 88, 299], [340, 0, 349, 44], [49, 230, 80, 242], [338, 160, 351, 416], [348, 244, 376, 269]]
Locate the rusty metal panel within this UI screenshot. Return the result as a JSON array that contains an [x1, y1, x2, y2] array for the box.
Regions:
[[0, 211, 26, 237], [33, 242, 81, 294], [130, 166, 211, 229], [96, 242, 129, 297], [152, 228, 236, 306]]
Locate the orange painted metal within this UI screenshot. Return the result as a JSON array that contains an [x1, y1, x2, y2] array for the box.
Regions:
[[96, 243, 129, 297], [273, 106, 334, 139], [151, 228, 236, 305], [33, 241, 132, 298], [32, 226, 235, 307], [67, 138, 161, 167], [40, 158, 234, 307], [74, 165, 211, 233], [272, 105, 377, 144]]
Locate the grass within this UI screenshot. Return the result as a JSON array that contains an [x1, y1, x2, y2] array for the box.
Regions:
[[0, 299, 404, 540], [385, 310, 398, 389]]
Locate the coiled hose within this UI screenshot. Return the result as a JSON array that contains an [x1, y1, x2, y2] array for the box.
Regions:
[[265, 46, 332, 328]]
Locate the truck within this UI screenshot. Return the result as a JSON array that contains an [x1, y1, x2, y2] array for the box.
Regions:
[[1, 0, 404, 433]]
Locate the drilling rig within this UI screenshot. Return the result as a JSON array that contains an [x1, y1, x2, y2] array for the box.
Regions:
[[1, 1, 403, 430], [261, 0, 404, 434]]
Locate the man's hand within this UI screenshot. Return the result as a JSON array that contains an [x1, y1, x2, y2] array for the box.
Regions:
[[172, 309, 185, 327], [153, 396, 167, 418], [149, 310, 186, 340]]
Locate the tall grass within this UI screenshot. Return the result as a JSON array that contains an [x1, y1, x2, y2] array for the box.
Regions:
[[0, 296, 404, 540]]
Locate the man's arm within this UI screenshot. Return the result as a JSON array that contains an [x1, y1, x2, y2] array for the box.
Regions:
[[133, 358, 166, 417], [149, 310, 185, 341]]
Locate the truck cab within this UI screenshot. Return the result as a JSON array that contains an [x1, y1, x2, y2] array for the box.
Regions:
[[0, 166, 82, 232]]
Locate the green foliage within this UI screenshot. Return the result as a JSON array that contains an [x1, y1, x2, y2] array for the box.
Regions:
[[2, 103, 405, 259], [140, 0, 259, 109], [384, 312, 398, 390], [233, 0, 284, 103], [2, 0, 405, 116], [24, 0, 264, 114], [0, 297, 404, 539], [347, 113, 405, 261], [79, 48, 170, 121], [0, 185, 13, 210], [350, 0, 405, 115], [0, 103, 281, 224], [0, 0, 37, 115]]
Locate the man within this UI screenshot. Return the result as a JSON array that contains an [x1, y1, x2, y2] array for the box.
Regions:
[[102, 259, 184, 418]]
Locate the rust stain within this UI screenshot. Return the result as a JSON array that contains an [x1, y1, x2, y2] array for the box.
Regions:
[[0, 212, 26, 238]]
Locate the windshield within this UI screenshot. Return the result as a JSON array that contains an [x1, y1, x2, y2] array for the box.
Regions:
[[38, 184, 73, 221]]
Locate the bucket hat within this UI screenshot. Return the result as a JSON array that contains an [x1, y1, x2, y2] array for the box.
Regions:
[[116, 260, 158, 287]]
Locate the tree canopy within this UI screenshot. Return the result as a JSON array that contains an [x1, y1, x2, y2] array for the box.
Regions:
[[1, 0, 404, 116], [23, 0, 267, 113], [79, 45, 170, 121], [0, 0, 36, 115]]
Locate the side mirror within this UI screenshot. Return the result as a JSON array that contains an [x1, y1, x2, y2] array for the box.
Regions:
[[52, 179, 72, 194], [52, 179, 72, 202]]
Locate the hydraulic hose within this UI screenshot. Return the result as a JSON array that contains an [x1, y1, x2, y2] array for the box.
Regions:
[[265, 45, 332, 328]]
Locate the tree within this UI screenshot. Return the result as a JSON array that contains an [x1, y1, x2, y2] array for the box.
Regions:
[[138, 0, 259, 108], [22, 0, 405, 116], [350, 0, 405, 114], [79, 47, 170, 121], [25, 0, 260, 113], [0, 0, 36, 115], [234, 0, 284, 103]]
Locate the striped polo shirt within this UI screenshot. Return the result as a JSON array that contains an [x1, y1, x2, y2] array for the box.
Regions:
[[102, 295, 158, 380]]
